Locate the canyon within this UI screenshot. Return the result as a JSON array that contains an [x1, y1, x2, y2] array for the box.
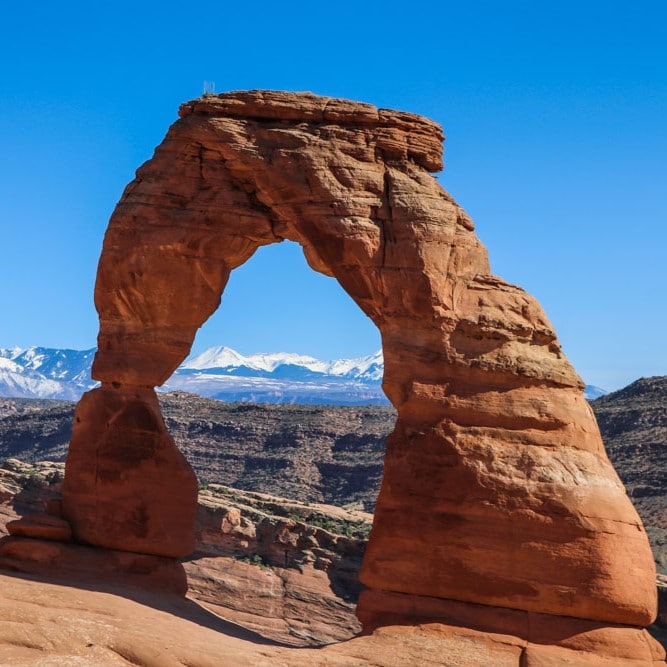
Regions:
[[0, 386, 665, 575]]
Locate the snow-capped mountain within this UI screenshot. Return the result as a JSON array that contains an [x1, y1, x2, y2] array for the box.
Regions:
[[0, 347, 97, 399], [0, 346, 386, 404], [583, 385, 608, 401], [180, 347, 383, 381], [0, 345, 607, 405], [167, 347, 385, 404]]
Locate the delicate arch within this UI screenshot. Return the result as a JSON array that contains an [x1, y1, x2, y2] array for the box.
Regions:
[[62, 92, 657, 652]]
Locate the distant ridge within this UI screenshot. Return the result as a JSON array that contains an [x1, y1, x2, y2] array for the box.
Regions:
[[0, 345, 605, 405], [0, 346, 386, 405], [589, 375, 667, 573], [166, 347, 385, 404]]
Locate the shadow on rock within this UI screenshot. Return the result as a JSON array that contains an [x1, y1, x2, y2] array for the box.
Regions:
[[0, 534, 291, 647]]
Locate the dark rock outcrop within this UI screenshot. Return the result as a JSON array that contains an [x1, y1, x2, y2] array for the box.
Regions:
[[591, 377, 667, 574]]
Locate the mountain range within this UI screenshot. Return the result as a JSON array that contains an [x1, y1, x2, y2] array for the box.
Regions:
[[0, 346, 387, 405], [0, 345, 605, 404], [0, 348, 96, 400]]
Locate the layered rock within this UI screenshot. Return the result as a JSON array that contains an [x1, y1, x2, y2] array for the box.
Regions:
[[2, 459, 665, 663], [6, 513, 71, 541], [188, 484, 370, 645], [61, 90, 661, 662], [64, 386, 197, 557], [0, 459, 368, 646]]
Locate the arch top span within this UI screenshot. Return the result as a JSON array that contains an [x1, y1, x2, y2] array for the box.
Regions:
[[91, 89, 572, 398], [177, 89, 445, 172], [62, 90, 661, 661]]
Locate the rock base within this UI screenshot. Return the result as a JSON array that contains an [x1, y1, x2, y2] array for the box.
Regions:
[[358, 589, 666, 665], [7, 513, 72, 541], [0, 536, 187, 595]]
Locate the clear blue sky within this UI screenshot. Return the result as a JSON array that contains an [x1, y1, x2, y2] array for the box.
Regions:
[[1, 1, 665, 390]]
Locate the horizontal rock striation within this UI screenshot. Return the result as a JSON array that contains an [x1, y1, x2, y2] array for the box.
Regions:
[[0, 460, 369, 646], [61, 90, 661, 662]]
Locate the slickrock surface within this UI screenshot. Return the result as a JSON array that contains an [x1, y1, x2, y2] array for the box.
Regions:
[[1, 460, 665, 664], [0, 572, 664, 666], [58, 90, 660, 661], [0, 460, 368, 646]]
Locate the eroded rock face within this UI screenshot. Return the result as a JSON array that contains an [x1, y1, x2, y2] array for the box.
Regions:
[[63, 386, 197, 557], [62, 90, 660, 660]]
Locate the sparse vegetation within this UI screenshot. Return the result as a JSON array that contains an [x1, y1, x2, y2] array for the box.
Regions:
[[202, 482, 373, 540], [238, 553, 270, 569]]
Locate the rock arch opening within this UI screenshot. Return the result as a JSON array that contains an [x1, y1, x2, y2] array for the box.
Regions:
[[161, 238, 391, 512], [60, 91, 658, 658], [182, 239, 383, 365]]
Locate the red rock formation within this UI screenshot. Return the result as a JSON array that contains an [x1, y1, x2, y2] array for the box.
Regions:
[[6, 513, 71, 542], [64, 386, 197, 557], [0, 460, 366, 646], [61, 90, 662, 662], [2, 460, 663, 663]]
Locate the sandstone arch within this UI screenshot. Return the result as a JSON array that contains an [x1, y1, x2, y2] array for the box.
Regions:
[[62, 91, 661, 661]]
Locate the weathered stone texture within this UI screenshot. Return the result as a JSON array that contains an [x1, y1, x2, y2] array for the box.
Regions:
[[61, 90, 661, 662], [63, 386, 198, 557], [6, 513, 71, 542]]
